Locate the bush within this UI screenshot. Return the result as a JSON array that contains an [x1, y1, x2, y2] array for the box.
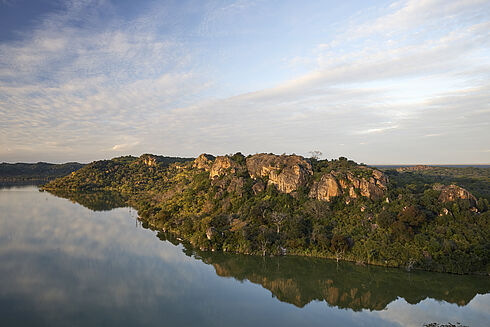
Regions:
[[377, 211, 396, 229]]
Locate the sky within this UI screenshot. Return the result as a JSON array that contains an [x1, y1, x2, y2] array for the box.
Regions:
[[0, 0, 489, 164]]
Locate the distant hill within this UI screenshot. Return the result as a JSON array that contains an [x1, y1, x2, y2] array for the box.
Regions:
[[378, 165, 490, 200], [0, 162, 85, 182]]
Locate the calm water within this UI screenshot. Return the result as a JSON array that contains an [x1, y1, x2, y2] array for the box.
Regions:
[[0, 186, 488, 327]]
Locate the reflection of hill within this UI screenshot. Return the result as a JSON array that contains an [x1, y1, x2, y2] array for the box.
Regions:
[[45, 190, 128, 211], [37, 190, 490, 312], [189, 248, 489, 311]]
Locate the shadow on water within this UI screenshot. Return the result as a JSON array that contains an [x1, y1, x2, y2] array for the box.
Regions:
[[49, 189, 490, 312]]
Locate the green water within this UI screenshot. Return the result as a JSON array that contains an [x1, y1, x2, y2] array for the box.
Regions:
[[0, 186, 488, 327]]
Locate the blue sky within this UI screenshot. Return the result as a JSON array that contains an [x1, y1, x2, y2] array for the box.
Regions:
[[0, 0, 489, 164]]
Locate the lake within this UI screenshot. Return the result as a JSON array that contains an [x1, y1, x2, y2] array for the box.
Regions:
[[0, 185, 488, 327]]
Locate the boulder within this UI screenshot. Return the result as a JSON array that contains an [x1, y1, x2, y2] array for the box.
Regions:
[[310, 169, 388, 201], [193, 153, 214, 171], [246, 154, 313, 194], [210, 156, 237, 179], [372, 169, 384, 180], [137, 154, 157, 167], [438, 184, 477, 206], [347, 172, 361, 188], [349, 186, 358, 198], [359, 178, 385, 200], [309, 173, 341, 201], [333, 172, 349, 189], [440, 208, 450, 216], [206, 227, 218, 240]]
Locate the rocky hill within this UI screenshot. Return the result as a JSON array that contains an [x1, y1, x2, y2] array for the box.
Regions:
[[42, 153, 490, 274]]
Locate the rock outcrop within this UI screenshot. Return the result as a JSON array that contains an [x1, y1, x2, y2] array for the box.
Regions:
[[210, 156, 238, 179], [193, 153, 214, 171], [206, 227, 218, 240], [227, 177, 245, 196], [246, 154, 313, 194], [359, 177, 385, 199], [137, 154, 157, 167], [396, 165, 432, 172], [308, 173, 341, 201], [310, 169, 388, 201], [438, 184, 477, 206]]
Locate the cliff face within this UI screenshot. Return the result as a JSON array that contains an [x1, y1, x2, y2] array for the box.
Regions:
[[210, 156, 239, 179], [437, 184, 477, 205], [202, 153, 389, 200], [310, 169, 388, 201], [193, 153, 215, 171], [309, 173, 341, 201], [246, 154, 313, 193]]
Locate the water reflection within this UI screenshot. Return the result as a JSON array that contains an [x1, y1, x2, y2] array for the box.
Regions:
[[48, 188, 490, 311], [45, 189, 128, 211], [1, 186, 488, 327], [155, 232, 488, 311]]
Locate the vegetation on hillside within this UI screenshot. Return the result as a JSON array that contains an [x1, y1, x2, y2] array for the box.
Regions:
[[383, 166, 490, 200], [42, 153, 490, 274]]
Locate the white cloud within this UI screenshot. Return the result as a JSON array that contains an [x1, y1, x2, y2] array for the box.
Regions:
[[358, 125, 400, 135], [112, 141, 140, 152], [0, 0, 209, 161], [350, 0, 489, 37], [370, 296, 490, 327], [0, 0, 489, 163]]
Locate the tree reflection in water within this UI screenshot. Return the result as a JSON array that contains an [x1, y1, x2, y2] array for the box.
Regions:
[[51, 189, 490, 312]]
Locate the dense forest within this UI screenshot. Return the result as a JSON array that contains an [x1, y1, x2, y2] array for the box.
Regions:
[[42, 153, 490, 274]]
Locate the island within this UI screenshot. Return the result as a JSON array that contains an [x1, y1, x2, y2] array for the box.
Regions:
[[41, 153, 489, 274]]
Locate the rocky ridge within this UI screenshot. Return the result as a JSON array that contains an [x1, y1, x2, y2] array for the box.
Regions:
[[194, 153, 480, 205], [309, 169, 388, 201], [436, 184, 477, 206], [194, 153, 391, 201], [193, 153, 215, 171], [246, 153, 313, 193], [209, 156, 240, 179]]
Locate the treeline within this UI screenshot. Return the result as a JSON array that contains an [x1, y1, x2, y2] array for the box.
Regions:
[[0, 162, 84, 182]]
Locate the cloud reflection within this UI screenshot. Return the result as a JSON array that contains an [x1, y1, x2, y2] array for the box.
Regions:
[[0, 186, 488, 327]]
